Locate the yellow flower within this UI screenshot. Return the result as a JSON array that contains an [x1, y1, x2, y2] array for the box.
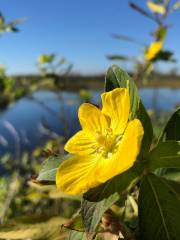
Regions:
[[145, 41, 163, 61], [56, 88, 144, 195], [147, 1, 166, 15]]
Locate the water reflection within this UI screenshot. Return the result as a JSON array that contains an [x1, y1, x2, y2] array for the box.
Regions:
[[0, 88, 179, 155]]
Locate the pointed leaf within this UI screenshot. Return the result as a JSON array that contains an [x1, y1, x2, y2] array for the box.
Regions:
[[105, 65, 139, 119], [105, 65, 153, 156], [147, 141, 180, 171], [81, 193, 119, 240], [36, 155, 68, 184], [159, 107, 180, 142], [112, 33, 144, 46], [137, 101, 153, 158], [139, 174, 180, 240], [106, 55, 129, 61], [129, 2, 158, 22]]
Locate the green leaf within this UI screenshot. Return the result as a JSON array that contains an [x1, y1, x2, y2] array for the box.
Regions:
[[105, 65, 139, 120], [84, 162, 142, 201], [153, 50, 175, 62], [162, 169, 180, 182], [112, 33, 144, 46], [139, 174, 180, 240], [105, 65, 128, 91], [159, 107, 180, 142], [129, 2, 158, 22], [86, 65, 152, 203], [106, 55, 129, 61], [63, 212, 85, 232], [137, 101, 153, 158], [36, 155, 67, 184], [81, 193, 119, 240], [147, 141, 180, 171], [105, 65, 153, 156], [154, 26, 167, 41], [68, 230, 86, 240]]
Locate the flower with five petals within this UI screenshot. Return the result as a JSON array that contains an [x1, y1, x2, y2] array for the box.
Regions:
[[56, 88, 144, 195]]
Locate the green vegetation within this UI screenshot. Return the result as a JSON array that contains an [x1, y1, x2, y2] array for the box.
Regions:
[[0, 1, 180, 239], [108, 0, 179, 84]]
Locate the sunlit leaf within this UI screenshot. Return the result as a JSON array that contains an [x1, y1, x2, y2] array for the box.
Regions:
[[36, 155, 68, 184], [105, 65, 153, 157], [81, 194, 119, 240]]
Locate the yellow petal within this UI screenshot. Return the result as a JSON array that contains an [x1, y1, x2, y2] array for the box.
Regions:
[[145, 41, 163, 61], [64, 130, 96, 155], [78, 103, 109, 134], [56, 154, 100, 195], [101, 88, 130, 135], [97, 119, 144, 183], [147, 1, 166, 15]]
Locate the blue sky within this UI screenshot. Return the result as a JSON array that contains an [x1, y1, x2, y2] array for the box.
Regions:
[[0, 0, 180, 74]]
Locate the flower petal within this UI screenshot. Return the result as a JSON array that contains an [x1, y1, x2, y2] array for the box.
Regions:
[[97, 119, 144, 183], [147, 2, 166, 15], [78, 103, 109, 134], [56, 154, 100, 195], [101, 88, 130, 134], [64, 130, 97, 155], [145, 41, 163, 61]]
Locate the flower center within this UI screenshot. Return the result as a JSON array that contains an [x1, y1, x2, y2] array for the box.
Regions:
[[95, 128, 122, 158]]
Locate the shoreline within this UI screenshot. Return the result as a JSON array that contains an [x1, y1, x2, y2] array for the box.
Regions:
[[12, 74, 180, 90]]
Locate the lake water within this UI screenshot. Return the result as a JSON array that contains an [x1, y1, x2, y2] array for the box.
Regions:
[[0, 88, 180, 156]]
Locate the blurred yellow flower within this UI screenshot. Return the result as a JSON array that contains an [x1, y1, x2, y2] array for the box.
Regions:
[[56, 88, 144, 195], [38, 55, 48, 64], [145, 41, 163, 61], [38, 54, 55, 64], [147, 1, 166, 15]]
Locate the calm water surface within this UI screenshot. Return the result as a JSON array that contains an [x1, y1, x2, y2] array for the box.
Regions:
[[0, 88, 180, 155]]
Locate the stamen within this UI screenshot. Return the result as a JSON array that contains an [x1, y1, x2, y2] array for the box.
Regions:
[[93, 128, 123, 158]]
